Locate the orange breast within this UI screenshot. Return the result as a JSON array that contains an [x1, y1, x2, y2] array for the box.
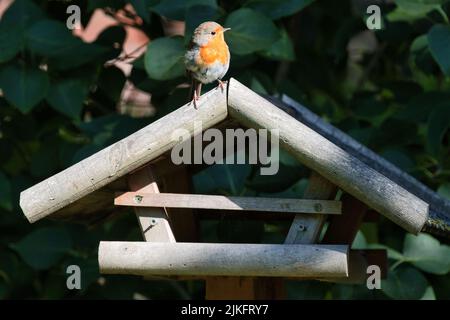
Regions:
[[199, 36, 229, 65]]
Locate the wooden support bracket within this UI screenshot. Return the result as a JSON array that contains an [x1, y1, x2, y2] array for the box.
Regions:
[[127, 166, 175, 243], [285, 172, 338, 244]]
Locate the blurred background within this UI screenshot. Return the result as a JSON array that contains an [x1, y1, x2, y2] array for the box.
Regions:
[[0, 0, 449, 299]]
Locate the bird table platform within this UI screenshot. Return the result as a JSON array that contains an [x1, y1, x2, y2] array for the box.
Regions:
[[20, 79, 450, 299]]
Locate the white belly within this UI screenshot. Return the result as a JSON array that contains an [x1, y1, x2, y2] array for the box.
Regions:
[[185, 49, 230, 84]]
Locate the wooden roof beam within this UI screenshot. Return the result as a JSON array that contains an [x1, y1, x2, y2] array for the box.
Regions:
[[20, 87, 227, 223], [227, 78, 428, 234]]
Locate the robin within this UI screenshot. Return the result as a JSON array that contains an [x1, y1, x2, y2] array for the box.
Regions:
[[185, 21, 231, 108]]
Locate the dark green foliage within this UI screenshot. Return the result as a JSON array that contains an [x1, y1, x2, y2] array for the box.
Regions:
[[0, 0, 449, 300]]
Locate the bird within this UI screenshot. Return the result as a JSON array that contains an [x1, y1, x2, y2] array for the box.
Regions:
[[184, 21, 231, 108]]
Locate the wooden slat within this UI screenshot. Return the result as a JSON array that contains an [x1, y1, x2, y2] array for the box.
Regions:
[[285, 173, 337, 244], [98, 242, 349, 278], [127, 166, 175, 243], [115, 192, 341, 214], [228, 78, 429, 234]]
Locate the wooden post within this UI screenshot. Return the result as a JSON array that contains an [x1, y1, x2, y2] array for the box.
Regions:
[[321, 194, 388, 282], [127, 166, 175, 242], [205, 277, 284, 300], [161, 165, 198, 242], [285, 172, 337, 244], [322, 193, 368, 244]]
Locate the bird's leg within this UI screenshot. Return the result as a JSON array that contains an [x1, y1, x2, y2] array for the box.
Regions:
[[193, 82, 202, 109], [189, 80, 202, 109], [216, 79, 227, 93], [192, 89, 198, 109]]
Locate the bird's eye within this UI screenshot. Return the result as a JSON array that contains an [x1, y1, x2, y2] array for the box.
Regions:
[[211, 31, 216, 35]]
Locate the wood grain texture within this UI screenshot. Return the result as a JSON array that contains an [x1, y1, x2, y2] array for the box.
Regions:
[[228, 78, 428, 234], [285, 172, 337, 244], [114, 192, 342, 214], [123, 249, 386, 284], [20, 88, 227, 223], [98, 242, 349, 277], [127, 166, 175, 243], [318, 249, 387, 284]]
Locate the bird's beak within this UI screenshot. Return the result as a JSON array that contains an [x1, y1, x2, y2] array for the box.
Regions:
[[222, 28, 231, 32]]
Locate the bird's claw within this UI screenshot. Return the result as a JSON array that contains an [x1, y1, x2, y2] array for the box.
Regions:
[[217, 80, 227, 93], [191, 90, 199, 109]]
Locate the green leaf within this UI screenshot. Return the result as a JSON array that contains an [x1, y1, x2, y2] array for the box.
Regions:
[[0, 24, 23, 63], [437, 183, 450, 200], [46, 79, 90, 119], [88, 0, 125, 12], [394, 0, 445, 17], [428, 24, 450, 76], [352, 231, 367, 249], [193, 163, 251, 195], [1, 0, 45, 29], [26, 19, 109, 70], [129, 0, 152, 22], [426, 102, 450, 156], [260, 28, 295, 61], [151, 0, 218, 20], [218, 219, 264, 243], [246, 164, 305, 193], [421, 286, 436, 300], [144, 37, 185, 80], [11, 227, 72, 270], [396, 92, 450, 123], [409, 34, 435, 74], [0, 172, 12, 211], [30, 142, 59, 178], [225, 8, 280, 55], [382, 265, 428, 299], [380, 148, 414, 172], [403, 233, 450, 275], [185, 5, 222, 44], [366, 244, 405, 260], [26, 19, 77, 55], [245, 0, 315, 20], [0, 64, 49, 113]]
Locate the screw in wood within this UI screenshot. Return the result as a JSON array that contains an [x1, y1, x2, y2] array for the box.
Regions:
[[134, 195, 143, 204], [314, 203, 323, 212], [298, 224, 307, 232], [150, 219, 157, 226]]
